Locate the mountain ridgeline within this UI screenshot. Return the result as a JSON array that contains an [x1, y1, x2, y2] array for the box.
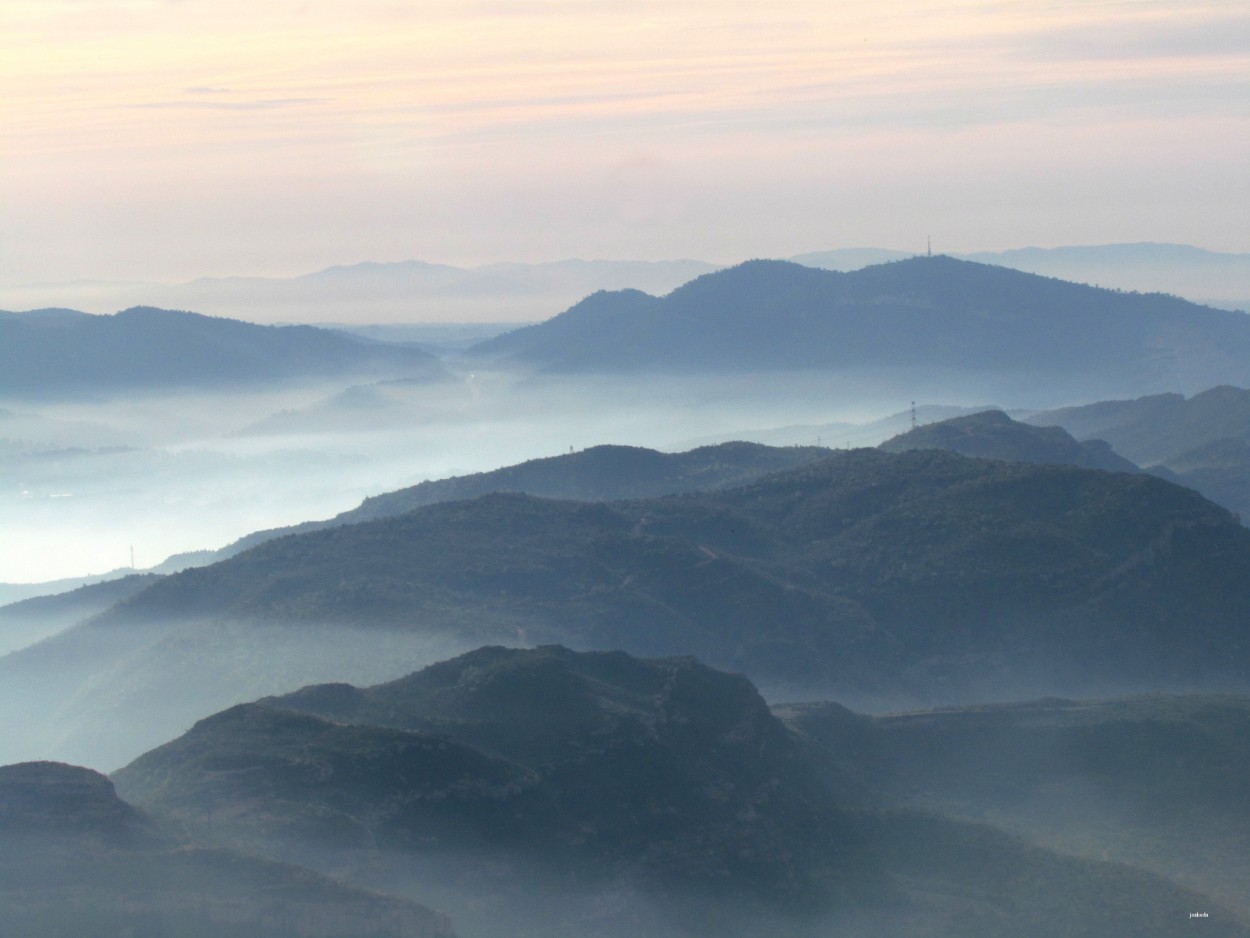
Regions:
[[0, 306, 448, 396], [878, 409, 1139, 472], [1027, 385, 1250, 521], [103, 448, 1250, 696], [201, 441, 833, 561], [468, 257, 1250, 394]]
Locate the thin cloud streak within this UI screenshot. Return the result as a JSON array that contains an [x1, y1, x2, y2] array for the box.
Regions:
[[0, 0, 1246, 283]]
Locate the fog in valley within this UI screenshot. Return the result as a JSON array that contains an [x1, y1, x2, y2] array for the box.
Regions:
[[1, 364, 1013, 590]]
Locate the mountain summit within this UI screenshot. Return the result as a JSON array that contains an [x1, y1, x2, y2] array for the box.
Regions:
[[469, 257, 1250, 393]]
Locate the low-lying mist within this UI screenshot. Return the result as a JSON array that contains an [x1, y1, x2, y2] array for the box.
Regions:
[[1, 360, 1110, 589]]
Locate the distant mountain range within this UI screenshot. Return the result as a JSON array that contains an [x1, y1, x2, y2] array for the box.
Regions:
[[3, 243, 1245, 324], [8, 256, 1249, 401], [468, 257, 1250, 396], [1029, 386, 1250, 520], [0, 306, 448, 397], [102, 645, 1250, 938], [796, 242, 1250, 308], [6, 444, 1250, 770]]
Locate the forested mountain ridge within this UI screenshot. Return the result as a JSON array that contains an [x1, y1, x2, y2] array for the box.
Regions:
[[468, 257, 1250, 393], [196, 441, 833, 562]]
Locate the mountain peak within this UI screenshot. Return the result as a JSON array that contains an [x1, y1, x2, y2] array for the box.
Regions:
[[469, 256, 1250, 391], [879, 409, 1139, 472]]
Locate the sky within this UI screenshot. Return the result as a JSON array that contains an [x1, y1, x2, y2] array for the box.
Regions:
[[2, 0, 1247, 286]]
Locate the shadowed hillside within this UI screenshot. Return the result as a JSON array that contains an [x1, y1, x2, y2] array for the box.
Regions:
[[112, 647, 1250, 938], [781, 693, 1250, 918]]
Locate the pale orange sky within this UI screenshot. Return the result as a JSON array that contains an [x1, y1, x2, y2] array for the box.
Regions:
[[2, 0, 1247, 284]]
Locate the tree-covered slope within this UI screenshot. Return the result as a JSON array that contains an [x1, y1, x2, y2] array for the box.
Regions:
[[113, 648, 1250, 938]]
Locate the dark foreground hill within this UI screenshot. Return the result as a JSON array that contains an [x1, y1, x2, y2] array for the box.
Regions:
[[0, 306, 448, 396], [0, 760, 455, 938], [468, 257, 1250, 394], [112, 646, 1250, 938], [879, 409, 1139, 472], [8, 447, 1250, 770]]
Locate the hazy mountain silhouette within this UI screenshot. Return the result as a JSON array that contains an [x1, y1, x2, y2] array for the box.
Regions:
[[0, 305, 449, 397], [176, 441, 833, 565], [0, 573, 161, 654], [792, 243, 1250, 307], [468, 257, 1250, 394], [7, 243, 1246, 323], [0, 258, 719, 325], [878, 409, 1139, 472], [111, 647, 1250, 938], [1030, 385, 1250, 519]]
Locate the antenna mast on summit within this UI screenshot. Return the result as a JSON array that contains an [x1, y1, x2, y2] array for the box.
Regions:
[[910, 401, 917, 430], [927, 236, 931, 258]]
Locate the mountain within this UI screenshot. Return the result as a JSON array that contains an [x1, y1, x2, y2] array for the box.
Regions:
[[959, 243, 1250, 307], [6, 244, 1246, 325], [791, 243, 1250, 308], [0, 259, 719, 325], [0, 306, 449, 397], [1029, 385, 1250, 520], [878, 409, 1139, 472], [186, 441, 833, 564], [0, 572, 161, 655], [468, 257, 1250, 395], [0, 760, 455, 937], [1031, 385, 1250, 466], [112, 647, 1250, 938], [8, 447, 1250, 770], [780, 693, 1250, 919]]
